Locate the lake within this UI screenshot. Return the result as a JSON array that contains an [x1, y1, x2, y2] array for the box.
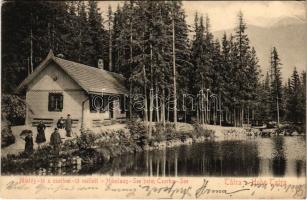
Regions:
[[81, 136, 306, 177]]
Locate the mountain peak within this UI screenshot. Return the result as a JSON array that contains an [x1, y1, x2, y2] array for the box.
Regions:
[[271, 16, 306, 27]]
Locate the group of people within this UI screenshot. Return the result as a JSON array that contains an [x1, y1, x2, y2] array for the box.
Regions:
[[23, 114, 73, 155]]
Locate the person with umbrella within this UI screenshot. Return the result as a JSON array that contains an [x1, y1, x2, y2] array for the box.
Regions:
[[20, 130, 33, 155], [36, 121, 46, 148], [50, 128, 62, 155], [65, 114, 72, 137]]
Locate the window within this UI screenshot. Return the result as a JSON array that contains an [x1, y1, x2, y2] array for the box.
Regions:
[[48, 93, 63, 112], [89, 94, 109, 113]]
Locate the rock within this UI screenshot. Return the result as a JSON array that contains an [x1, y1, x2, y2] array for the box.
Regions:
[[291, 131, 299, 136]]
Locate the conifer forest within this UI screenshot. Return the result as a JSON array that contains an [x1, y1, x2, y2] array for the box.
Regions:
[[2, 1, 306, 129]]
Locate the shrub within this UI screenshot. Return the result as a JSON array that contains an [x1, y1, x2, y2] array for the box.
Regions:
[[1, 94, 26, 125], [276, 124, 305, 135], [77, 129, 97, 150], [127, 120, 148, 147], [192, 122, 204, 137], [192, 122, 215, 138], [1, 126, 15, 148], [165, 122, 176, 135]]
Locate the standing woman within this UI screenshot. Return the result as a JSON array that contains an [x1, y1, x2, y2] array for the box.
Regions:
[[36, 121, 46, 148], [24, 131, 33, 155]]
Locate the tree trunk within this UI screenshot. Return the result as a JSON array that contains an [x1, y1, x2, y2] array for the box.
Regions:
[[129, 83, 132, 119], [30, 26, 33, 73], [172, 15, 177, 130], [241, 106, 244, 127], [109, 19, 112, 71], [276, 97, 280, 127], [234, 108, 236, 127], [219, 93, 222, 126], [143, 65, 148, 123], [129, 19, 133, 120], [167, 91, 170, 122], [155, 84, 160, 122], [247, 105, 250, 125], [149, 41, 153, 138], [201, 91, 205, 125], [161, 88, 166, 127]]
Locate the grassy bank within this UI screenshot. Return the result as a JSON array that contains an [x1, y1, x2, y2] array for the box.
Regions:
[[1, 121, 216, 175], [4, 120, 302, 175]]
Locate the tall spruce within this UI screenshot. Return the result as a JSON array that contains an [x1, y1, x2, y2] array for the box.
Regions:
[[270, 47, 283, 125]]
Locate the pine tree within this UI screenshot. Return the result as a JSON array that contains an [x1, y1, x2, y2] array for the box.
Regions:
[[287, 68, 303, 123], [107, 5, 113, 71], [234, 11, 251, 126], [270, 47, 283, 125], [88, 1, 106, 67]]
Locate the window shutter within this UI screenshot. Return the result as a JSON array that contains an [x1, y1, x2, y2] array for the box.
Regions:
[[48, 94, 52, 111], [59, 94, 63, 110], [120, 95, 125, 113]]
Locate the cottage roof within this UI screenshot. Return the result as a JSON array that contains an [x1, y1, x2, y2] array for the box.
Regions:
[[15, 50, 128, 95]]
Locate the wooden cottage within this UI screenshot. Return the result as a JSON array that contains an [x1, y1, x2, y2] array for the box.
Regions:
[[16, 50, 128, 129]]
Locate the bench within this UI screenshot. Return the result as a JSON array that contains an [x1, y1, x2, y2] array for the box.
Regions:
[[32, 118, 54, 127], [71, 119, 79, 128], [92, 119, 103, 128], [116, 117, 126, 123], [32, 118, 79, 128]]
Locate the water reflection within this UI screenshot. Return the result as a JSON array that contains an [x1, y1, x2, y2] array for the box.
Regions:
[[272, 136, 286, 176], [86, 136, 305, 177]]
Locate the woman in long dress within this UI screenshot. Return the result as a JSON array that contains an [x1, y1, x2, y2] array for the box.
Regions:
[[24, 133, 33, 155], [36, 121, 46, 148]]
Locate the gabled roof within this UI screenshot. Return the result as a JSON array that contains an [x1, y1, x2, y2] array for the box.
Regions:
[[15, 50, 128, 95]]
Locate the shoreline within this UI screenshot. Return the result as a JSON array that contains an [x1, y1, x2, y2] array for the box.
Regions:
[[1, 122, 305, 175]]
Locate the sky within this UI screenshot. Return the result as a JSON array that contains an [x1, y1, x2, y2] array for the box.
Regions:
[[98, 1, 306, 31]]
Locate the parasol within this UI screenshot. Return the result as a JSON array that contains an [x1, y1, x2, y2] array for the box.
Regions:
[[20, 129, 33, 139]]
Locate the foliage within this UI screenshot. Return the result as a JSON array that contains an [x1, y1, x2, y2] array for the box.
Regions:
[[1, 1, 304, 126], [192, 122, 215, 138], [77, 129, 97, 150], [2, 1, 109, 93], [1, 94, 26, 125], [127, 120, 147, 144], [285, 68, 305, 123], [1, 126, 15, 147], [276, 124, 304, 135]]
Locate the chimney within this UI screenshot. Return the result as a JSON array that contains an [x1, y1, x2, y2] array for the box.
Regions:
[[98, 59, 104, 69], [57, 53, 65, 58]]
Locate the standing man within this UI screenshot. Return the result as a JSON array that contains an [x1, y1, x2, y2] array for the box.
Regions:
[[65, 114, 72, 137], [50, 128, 62, 155]]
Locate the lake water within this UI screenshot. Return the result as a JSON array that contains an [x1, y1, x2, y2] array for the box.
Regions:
[[82, 136, 306, 177]]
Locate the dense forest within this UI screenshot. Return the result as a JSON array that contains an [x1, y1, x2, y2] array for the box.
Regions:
[[2, 1, 306, 130]]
